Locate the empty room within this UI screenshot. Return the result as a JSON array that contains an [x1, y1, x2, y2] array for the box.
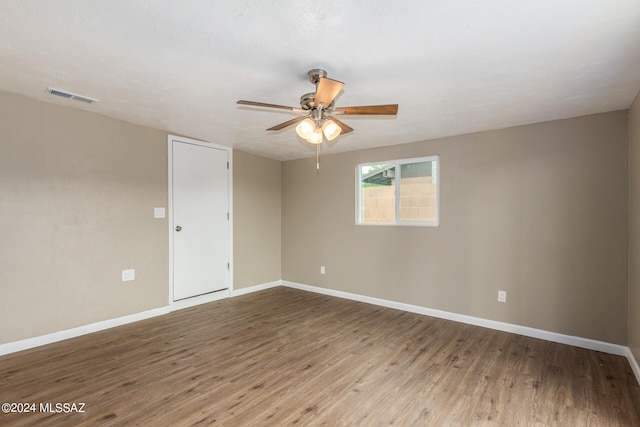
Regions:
[[1, 1, 640, 426]]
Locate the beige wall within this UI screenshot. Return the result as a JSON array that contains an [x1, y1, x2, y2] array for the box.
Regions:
[[233, 150, 282, 289], [283, 112, 629, 344], [0, 87, 633, 350], [0, 91, 282, 345], [629, 92, 640, 364], [0, 91, 169, 344]]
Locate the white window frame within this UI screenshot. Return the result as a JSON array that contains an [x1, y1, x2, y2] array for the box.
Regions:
[[356, 155, 440, 227]]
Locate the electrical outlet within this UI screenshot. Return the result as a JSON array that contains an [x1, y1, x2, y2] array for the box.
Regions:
[[320, 266, 326, 275], [122, 269, 135, 282], [498, 290, 507, 303]]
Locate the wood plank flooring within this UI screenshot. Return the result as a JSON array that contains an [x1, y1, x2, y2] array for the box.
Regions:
[[0, 287, 639, 426]]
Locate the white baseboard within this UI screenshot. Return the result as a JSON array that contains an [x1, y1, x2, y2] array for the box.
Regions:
[[281, 281, 630, 357], [625, 347, 640, 386], [231, 280, 282, 297], [0, 306, 170, 357]]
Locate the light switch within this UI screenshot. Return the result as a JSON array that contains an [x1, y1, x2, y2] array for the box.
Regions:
[[154, 207, 165, 218], [122, 269, 135, 282]]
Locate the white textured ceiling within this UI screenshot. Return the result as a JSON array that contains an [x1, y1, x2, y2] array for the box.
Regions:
[[1, 1, 639, 160]]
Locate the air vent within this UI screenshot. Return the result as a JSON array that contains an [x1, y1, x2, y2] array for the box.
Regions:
[[46, 87, 98, 104]]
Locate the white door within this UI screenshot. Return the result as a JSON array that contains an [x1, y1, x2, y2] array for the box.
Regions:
[[171, 139, 229, 301]]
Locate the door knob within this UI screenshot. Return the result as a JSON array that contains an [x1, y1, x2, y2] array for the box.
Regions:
[[175, 225, 182, 232]]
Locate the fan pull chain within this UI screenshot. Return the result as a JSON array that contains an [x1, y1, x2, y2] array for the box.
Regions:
[[316, 144, 320, 175]]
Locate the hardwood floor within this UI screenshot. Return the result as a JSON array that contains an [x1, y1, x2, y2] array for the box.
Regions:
[[1, 287, 639, 426]]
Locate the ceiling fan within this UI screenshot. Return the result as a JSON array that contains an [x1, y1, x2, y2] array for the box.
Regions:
[[237, 69, 398, 145]]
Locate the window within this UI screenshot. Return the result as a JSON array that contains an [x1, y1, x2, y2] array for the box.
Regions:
[[357, 155, 439, 226]]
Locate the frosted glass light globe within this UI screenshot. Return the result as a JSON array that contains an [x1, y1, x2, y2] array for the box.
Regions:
[[295, 119, 315, 139], [307, 128, 323, 144], [322, 120, 342, 141]]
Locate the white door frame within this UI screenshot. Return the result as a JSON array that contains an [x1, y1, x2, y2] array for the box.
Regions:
[[167, 134, 233, 308]]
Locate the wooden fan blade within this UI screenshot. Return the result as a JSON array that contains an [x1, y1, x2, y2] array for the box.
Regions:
[[327, 115, 354, 134], [333, 104, 399, 115], [266, 116, 305, 131], [315, 78, 344, 108], [237, 100, 303, 112]]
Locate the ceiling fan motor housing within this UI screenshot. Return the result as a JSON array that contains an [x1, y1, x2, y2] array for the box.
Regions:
[[300, 92, 316, 110], [307, 68, 328, 84], [300, 92, 335, 111]]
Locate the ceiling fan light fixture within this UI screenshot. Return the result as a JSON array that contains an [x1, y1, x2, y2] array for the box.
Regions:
[[307, 127, 324, 144], [322, 120, 341, 141], [296, 118, 315, 139]]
